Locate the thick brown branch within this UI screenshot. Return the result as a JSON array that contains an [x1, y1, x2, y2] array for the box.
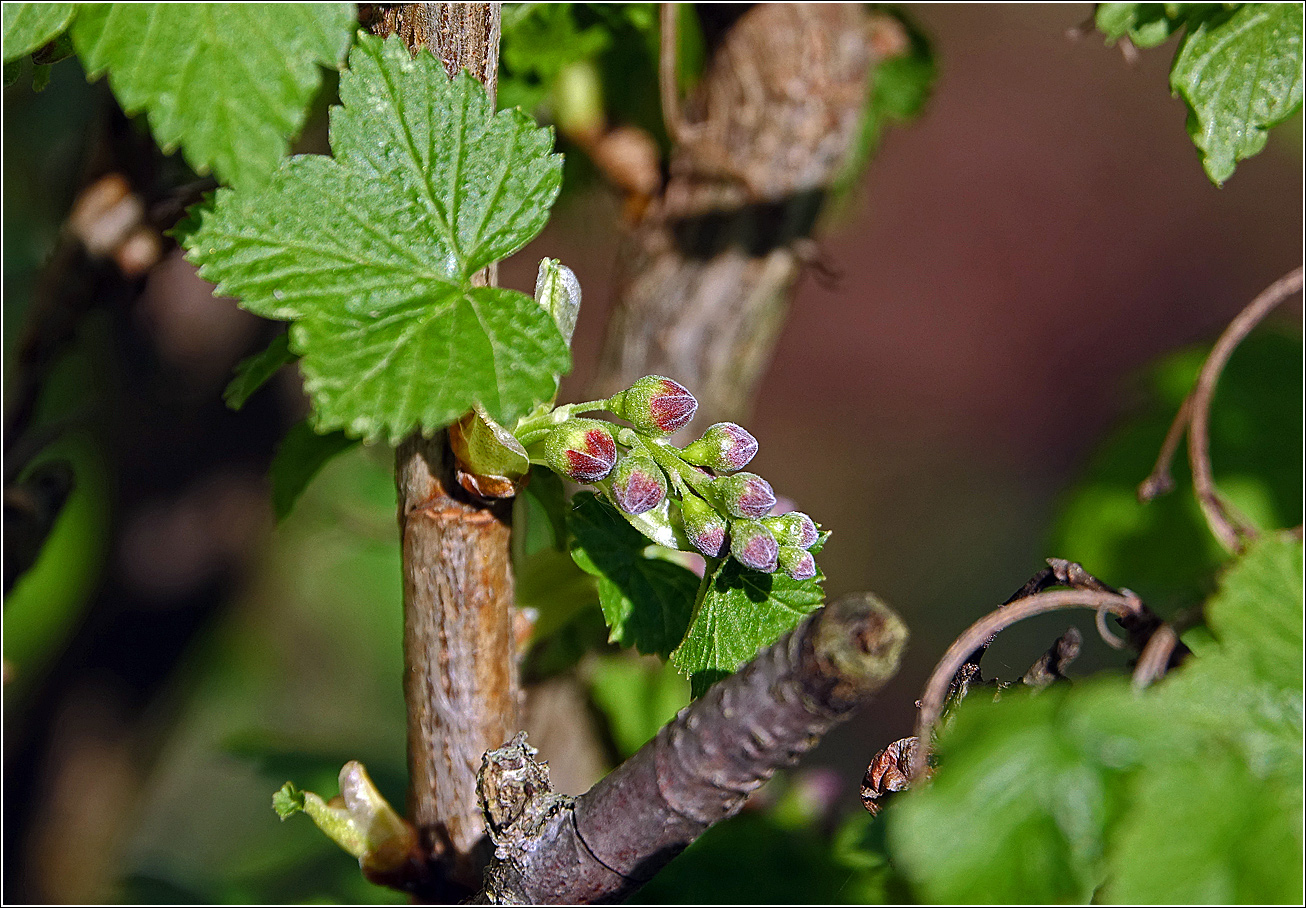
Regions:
[[592, 5, 892, 426], [369, 4, 512, 897], [475, 594, 907, 904]]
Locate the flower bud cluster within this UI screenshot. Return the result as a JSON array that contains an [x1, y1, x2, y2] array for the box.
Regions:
[[529, 374, 821, 579]]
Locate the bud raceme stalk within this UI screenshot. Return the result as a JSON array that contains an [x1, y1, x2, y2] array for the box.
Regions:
[[606, 375, 698, 435], [679, 422, 758, 472], [610, 454, 669, 516], [544, 418, 618, 483]]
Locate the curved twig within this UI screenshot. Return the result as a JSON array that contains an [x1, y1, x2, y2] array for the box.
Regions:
[[1141, 268, 1303, 551], [1131, 623, 1179, 689], [909, 589, 1145, 779]]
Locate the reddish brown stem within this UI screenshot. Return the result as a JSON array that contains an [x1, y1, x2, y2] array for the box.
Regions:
[[1139, 267, 1303, 552], [910, 589, 1146, 779]]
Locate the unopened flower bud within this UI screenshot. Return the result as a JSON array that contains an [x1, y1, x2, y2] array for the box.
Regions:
[[679, 422, 758, 472], [544, 418, 617, 483], [679, 492, 728, 557], [607, 375, 697, 435], [763, 511, 819, 549], [610, 454, 668, 515], [730, 519, 779, 573], [709, 472, 776, 519], [777, 545, 817, 581]]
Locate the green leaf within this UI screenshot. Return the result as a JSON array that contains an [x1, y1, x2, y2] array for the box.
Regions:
[[225, 334, 295, 410], [1102, 745, 1302, 903], [669, 557, 823, 687], [70, 4, 353, 190], [2, 3, 75, 63], [186, 35, 570, 441], [1170, 3, 1304, 184], [272, 781, 307, 819], [568, 491, 698, 658], [270, 422, 359, 521]]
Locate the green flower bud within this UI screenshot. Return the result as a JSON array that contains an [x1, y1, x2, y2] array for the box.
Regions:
[[763, 511, 819, 549], [777, 545, 817, 581], [730, 519, 779, 573], [610, 454, 668, 516], [679, 492, 728, 557], [607, 375, 698, 435], [709, 471, 776, 519], [544, 418, 617, 483], [679, 422, 758, 472]]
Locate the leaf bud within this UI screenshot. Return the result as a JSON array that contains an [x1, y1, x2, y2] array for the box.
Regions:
[[730, 519, 779, 573], [679, 422, 758, 472], [777, 545, 817, 581], [610, 454, 668, 516], [607, 375, 697, 435], [763, 511, 819, 549], [709, 471, 776, 519], [544, 418, 617, 483], [679, 492, 728, 558]]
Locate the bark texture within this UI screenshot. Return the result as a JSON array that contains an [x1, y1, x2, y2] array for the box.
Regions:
[[368, 4, 512, 895], [475, 594, 907, 904], [592, 4, 885, 427]]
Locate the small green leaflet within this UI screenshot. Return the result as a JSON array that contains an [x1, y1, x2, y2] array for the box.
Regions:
[[186, 34, 569, 442], [225, 334, 296, 410], [568, 492, 698, 658], [70, 4, 354, 190], [670, 555, 824, 693], [2, 3, 75, 62], [1095, 3, 1205, 48], [1170, 3, 1304, 185]]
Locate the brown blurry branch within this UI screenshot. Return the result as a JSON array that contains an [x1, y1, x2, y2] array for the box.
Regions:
[[363, 4, 516, 898], [475, 595, 906, 904], [591, 4, 901, 427], [1138, 266, 1304, 553]]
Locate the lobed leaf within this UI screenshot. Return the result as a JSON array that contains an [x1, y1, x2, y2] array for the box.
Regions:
[[186, 34, 570, 441], [2, 3, 75, 62], [669, 556, 823, 689], [568, 492, 698, 658], [71, 4, 354, 189]]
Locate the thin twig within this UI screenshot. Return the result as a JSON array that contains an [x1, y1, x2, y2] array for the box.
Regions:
[[910, 589, 1145, 779], [1138, 394, 1191, 502], [1189, 267, 1303, 552], [658, 3, 687, 144], [1131, 623, 1179, 689]]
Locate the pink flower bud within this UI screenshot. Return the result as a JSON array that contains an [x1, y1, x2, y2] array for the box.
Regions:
[[710, 472, 776, 519], [679, 422, 758, 472], [680, 493, 728, 557], [544, 418, 617, 483], [730, 519, 779, 573], [608, 375, 698, 435], [763, 512, 819, 549], [778, 545, 817, 581], [610, 454, 668, 515]]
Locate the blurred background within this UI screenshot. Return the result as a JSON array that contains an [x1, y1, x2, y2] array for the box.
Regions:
[[4, 3, 1301, 903]]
